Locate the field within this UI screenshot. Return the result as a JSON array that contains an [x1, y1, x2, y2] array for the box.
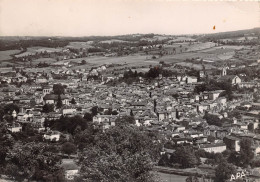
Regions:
[[0, 38, 248, 71], [99, 39, 132, 44], [175, 62, 215, 70], [140, 35, 172, 42], [31, 58, 57, 65], [168, 37, 196, 43], [66, 42, 93, 49], [59, 55, 160, 70], [155, 171, 188, 182], [0, 50, 21, 61], [15, 47, 63, 58], [186, 42, 216, 52]]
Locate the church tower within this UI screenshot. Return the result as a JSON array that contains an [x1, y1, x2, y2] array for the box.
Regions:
[[222, 66, 228, 76]]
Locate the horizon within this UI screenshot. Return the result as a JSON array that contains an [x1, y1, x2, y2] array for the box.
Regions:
[[0, 27, 260, 38], [0, 27, 259, 39], [0, 0, 259, 37]]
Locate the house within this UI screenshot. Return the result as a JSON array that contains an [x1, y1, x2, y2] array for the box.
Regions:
[[62, 106, 77, 116], [218, 75, 241, 85], [33, 116, 45, 129], [195, 103, 210, 113], [7, 123, 22, 133], [2, 87, 16, 97], [61, 159, 79, 180], [17, 112, 33, 123], [35, 95, 43, 104], [43, 94, 69, 105], [92, 114, 117, 125], [43, 131, 61, 141], [186, 76, 197, 84], [35, 76, 48, 84], [42, 86, 52, 95], [199, 143, 226, 153], [238, 81, 260, 89], [172, 137, 193, 145], [216, 129, 229, 139], [223, 135, 240, 152], [199, 71, 205, 78], [208, 90, 224, 100]]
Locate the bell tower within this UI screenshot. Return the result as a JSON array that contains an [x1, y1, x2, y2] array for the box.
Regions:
[[222, 66, 228, 76]]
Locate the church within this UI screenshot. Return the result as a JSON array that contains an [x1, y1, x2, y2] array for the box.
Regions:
[[218, 66, 242, 85]]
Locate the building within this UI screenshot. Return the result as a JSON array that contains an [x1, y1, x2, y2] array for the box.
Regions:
[[35, 76, 48, 84], [7, 123, 22, 133], [224, 136, 240, 152], [93, 114, 117, 125], [199, 143, 227, 153], [186, 76, 198, 84], [43, 94, 69, 105], [218, 75, 242, 85], [43, 131, 61, 141], [42, 86, 53, 95]]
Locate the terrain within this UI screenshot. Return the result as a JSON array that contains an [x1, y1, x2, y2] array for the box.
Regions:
[[0, 27, 259, 72]]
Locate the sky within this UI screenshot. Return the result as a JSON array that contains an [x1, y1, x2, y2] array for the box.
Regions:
[[0, 0, 259, 36]]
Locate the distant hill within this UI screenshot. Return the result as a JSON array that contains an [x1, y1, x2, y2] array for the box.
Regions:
[[0, 28, 259, 50], [198, 27, 260, 41]]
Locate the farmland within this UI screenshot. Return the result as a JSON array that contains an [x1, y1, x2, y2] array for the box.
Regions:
[[155, 172, 187, 182], [0, 50, 21, 61], [66, 42, 93, 49], [67, 54, 160, 70], [99, 39, 132, 44], [0, 30, 259, 73], [14, 46, 63, 58], [31, 58, 57, 65]]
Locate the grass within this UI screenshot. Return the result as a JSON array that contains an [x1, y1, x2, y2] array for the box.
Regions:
[[15, 46, 63, 58], [66, 42, 93, 49], [0, 50, 21, 61], [168, 37, 196, 43], [186, 42, 216, 52], [153, 171, 188, 182], [62, 54, 159, 70], [99, 39, 131, 44], [32, 58, 57, 65]]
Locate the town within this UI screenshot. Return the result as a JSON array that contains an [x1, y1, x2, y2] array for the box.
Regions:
[[0, 28, 260, 182]]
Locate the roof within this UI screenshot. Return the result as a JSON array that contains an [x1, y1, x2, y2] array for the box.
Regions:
[[200, 143, 226, 149], [43, 94, 68, 100], [218, 75, 239, 82], [224, 135, 240, 141]]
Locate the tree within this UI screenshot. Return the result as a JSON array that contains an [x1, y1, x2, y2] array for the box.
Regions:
[[62, 142, 77, 157], [111, 110, 118, 115], [53, 84, 65, 95], [83, 112, 93, 121], [170, 146, 199, 168], [130, 110, 134, 116], [115, 116, 135, 125], [158, 154, 171, 167], [56, 95, 63, 109], [74, 126, 95, 151], [81, 60, 87, 65], [42, 104, 54, 113], [0, 121, 14, 165], [76, 122, 162, 182], [186, 175, 199, 182], [48, 115, 89, 135], [4, 104, 19, 115], [5, 142, 64, 181], [207, 135, 216, 143], [70, 98, 76, 105], [204, 112, 222, 127], [240, 138, 254, 167], [91, 106, 98, 116], [215, 161, 236, 182]]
